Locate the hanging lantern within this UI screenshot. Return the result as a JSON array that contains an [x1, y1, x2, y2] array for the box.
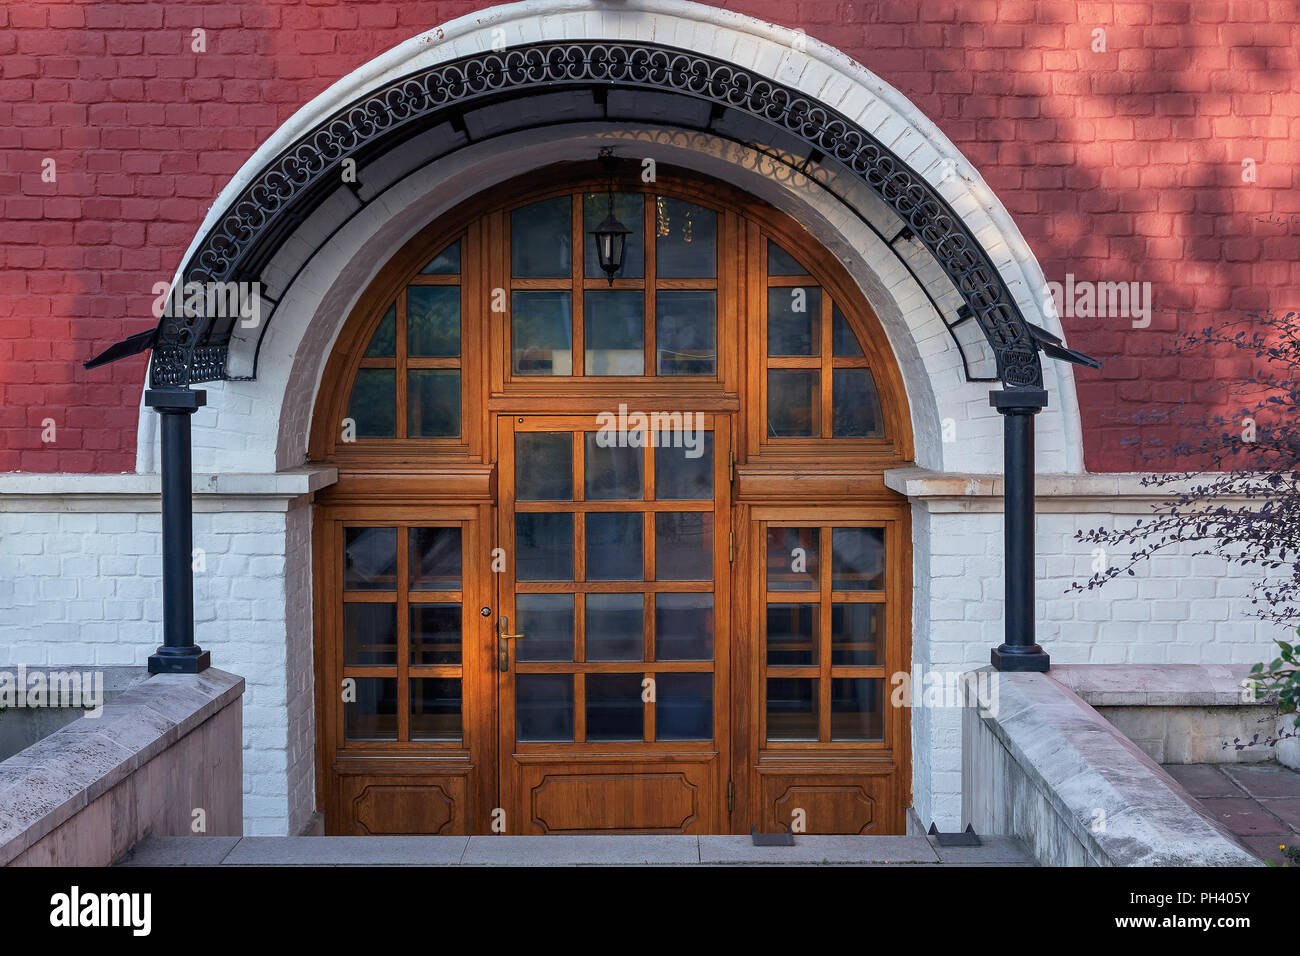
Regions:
[[590, 148, 631, 285]]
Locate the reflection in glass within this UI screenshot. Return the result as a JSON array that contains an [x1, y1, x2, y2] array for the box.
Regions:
[[831, 604, 881, 666], [344, 527, 397, 590], [832, 304, 864, 357], [767, 240, 807, 276], [410, 678, 462, 740], [765, 527, 819, 591], [833, 368, 885, 438], [515, 433, 573, 500], [516, 594, 574, 662], [516, 674, 574, 742], [346, 369, 396, 438], [656, 291, 717, 375], [831, 527, 886, 591], [420, 240, 460, 275], [831, 678, 883, 741], [654, 431, 712, 500], [512, 291, 572, 375], [409, 526, 462, 590], [584, 290, 644, 375], [364, 305, 396, 357], [766, 677, 818, 741], [655, 197, 716, 278], [409, 604, 461, 665], [767, 369, 820, 438], [585, 432, 642, 500], [407, 286, 460, 357], [767, 286, 822, 356], [654, 593, 713, 661], [511, 197, 571, 277], [516, 513, 574, 581], [766, 604, 818, 666], [656, 674, 712, 740], [586, 512, 643, 581], [585, 593, 643, 662], [407, 369, 460, 438], [655, 512, 713, 581], [585, 674, 644, 741], [344, 603, 396, 665], [584, 193, 644, 278], [345, 677, 398, 741]]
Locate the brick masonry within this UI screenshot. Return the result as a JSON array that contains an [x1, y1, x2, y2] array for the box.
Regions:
[[1, 0, 1298, 471], [1, 1, 1297, 835]]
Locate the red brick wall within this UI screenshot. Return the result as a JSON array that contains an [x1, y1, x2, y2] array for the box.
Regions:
[[2, 1, 1297, 472]]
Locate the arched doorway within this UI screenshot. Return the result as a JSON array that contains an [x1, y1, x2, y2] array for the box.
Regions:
[[309, 164, 914, 835]]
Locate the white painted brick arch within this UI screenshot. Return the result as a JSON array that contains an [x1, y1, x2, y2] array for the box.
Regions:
[[136, 0, 1085, 478]]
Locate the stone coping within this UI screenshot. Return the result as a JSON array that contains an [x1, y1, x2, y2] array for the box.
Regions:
[[970, 669, 1260, 866], [0, 467, 337, 500], [0, 669, 244, 866], [119, 834, 1035, 866], [1049, 664, 1258, 707], [882, 467, 1259, 502]]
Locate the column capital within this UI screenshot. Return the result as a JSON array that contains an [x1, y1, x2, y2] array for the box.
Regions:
[[145, 387, 207, 412], [989, 387, 1048, 414]]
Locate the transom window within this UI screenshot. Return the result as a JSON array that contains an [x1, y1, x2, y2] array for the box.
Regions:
[[763, 240, 884, 441], [509, 193, 719, 378], [346, 240, 464, 440], [335, 191, 895, 457]]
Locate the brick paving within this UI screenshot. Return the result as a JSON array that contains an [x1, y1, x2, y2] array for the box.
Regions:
[[1164, 762, 1300, 866]]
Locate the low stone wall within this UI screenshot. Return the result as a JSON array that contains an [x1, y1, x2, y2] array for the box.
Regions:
[[1051, 664, 1290, 766], [0, 669, 244, 866], [962, 668, 1258, 866]]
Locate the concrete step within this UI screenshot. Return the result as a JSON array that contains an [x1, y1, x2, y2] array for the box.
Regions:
[[117, 833, 1035, 866]]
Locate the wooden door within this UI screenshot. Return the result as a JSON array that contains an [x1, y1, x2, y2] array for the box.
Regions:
[[494, 413, 732, 833], [312, 165, 915, 836]]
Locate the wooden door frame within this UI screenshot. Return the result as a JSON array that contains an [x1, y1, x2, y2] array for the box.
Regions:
[[309, 161, 916, 835]]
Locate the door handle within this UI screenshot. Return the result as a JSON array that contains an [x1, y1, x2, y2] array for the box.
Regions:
[[498, 615, 523, 672]]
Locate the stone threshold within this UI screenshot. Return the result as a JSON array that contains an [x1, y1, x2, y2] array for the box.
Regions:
[[118, 834, 1035, 867]]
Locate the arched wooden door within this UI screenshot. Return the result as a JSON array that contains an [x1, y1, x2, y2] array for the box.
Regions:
[[311, 164, 913, 835]]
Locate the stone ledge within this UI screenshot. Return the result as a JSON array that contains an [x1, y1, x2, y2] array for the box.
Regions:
[[883, 467, 1257, 502], [1050, 663, 1255, 707], [965, 669, 1260, 866], [0, 467, 337, 499], [0, 668, 244, 866]]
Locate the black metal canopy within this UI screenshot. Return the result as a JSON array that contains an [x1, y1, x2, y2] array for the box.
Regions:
[[88, 40, 1099, 389]]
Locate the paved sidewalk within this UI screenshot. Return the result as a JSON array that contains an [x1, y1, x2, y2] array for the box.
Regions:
[[1164, 762, 1300, 865], [117, 833, 1035, 866]]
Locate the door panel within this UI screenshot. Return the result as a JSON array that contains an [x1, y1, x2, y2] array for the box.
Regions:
[[315, 504, 496, 835], [496, 414, 732, 834], [734, 507, 911, 836]]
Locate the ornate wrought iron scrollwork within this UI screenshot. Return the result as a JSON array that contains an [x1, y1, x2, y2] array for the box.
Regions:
[[153, 40, 1043, 389]]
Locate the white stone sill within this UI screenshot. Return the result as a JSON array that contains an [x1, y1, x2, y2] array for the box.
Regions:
[[884, 468, 1262, 509], [0, 467, 338, 514], [0, 467, 337, 499]]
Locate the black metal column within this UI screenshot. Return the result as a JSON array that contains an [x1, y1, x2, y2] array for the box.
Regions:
[[145, 388, 210, 674], [989, 388, 1049, 672]]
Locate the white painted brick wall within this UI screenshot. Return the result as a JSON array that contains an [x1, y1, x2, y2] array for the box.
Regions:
[[0, 502, 312, 837], [912, 504, 1287, 829]]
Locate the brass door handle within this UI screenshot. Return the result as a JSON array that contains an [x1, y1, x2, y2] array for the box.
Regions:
[[498, 616, 523, 672]]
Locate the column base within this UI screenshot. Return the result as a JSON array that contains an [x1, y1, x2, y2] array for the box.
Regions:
[[991, 644, 1050, 672], [148, 646, 211, 674]]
